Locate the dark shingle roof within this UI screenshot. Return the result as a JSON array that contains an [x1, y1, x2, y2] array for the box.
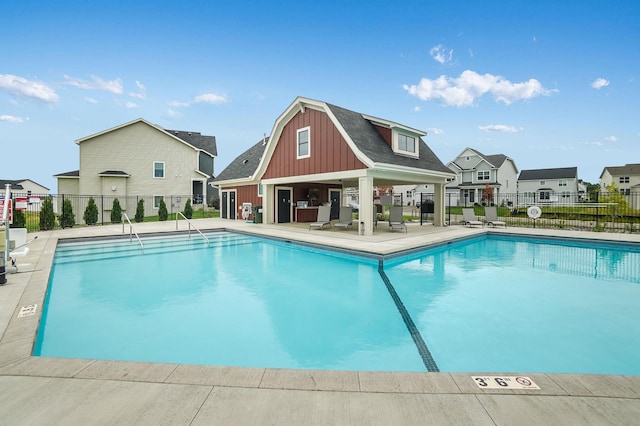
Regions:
[[165, 129, 217, 156], [326, 103, 452, 174], [466, 148, 508, 168], [602, 163, 640, 176], [53, 170, 80, 178], [518, 167, 578, 181], [98, 170, 130, 176], [213, 138, 269, 182], [0, 180, 24, 190]]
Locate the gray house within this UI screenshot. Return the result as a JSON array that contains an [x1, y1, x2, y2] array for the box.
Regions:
[[517, 167, 580, 204]]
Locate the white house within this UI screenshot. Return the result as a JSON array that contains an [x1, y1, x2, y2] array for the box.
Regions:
[[600, 163, 640, 209], [517, 167, 580, 204], [445, 148, 518, 206]]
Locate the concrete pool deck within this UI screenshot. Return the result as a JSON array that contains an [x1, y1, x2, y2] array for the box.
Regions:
[[1, 218, 639, 425]]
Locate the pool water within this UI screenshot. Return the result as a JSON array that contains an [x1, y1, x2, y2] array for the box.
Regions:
[[35, 232, 640, 375]]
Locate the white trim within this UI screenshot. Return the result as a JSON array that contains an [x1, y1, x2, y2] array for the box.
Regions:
[[296, 126, 311, 159], [153, 161, 165, 179], [393, 130, 419, 158]]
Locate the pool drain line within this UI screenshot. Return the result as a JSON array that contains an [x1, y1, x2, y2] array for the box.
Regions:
[[378, 260, 439, 372]]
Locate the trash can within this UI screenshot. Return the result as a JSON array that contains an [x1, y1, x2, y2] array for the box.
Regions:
[[252, 206, 263, 224]]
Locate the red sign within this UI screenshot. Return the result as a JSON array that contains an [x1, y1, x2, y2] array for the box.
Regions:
[[14, 197, 27, 210], [0, 199, 13, 224]]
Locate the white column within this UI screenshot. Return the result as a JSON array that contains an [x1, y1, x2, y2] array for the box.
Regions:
[[263, 184, 274, 224], [358, 176, 374, 236], [434, 183, 445, 226]]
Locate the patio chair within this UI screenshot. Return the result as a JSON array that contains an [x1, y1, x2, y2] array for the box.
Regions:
[[309, 205, 331, 230], [388, 206, 407, 233], [334, 206, 354, 230], [462, 208, 484, 227], [484, 206, 506, 227]]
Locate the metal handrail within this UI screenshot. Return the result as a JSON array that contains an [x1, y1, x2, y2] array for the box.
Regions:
[[176, 212, 210, 246], [122, 213, 144, 253]]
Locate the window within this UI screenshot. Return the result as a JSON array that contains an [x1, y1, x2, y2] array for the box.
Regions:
[[398, 134, 416, 153], [153, 161, 165, 178], [477, 170, 490, 181], [539, 180, 545, 185], [257, 183, 263, 197], [297, 127, 310, 159], [539, 191, 550, 200], [621, 188, 631, 195], [561, 191, 571, 198], [154, 196, 163, 209], [620, 176, 630, 183], [558, 180, 567, 187]]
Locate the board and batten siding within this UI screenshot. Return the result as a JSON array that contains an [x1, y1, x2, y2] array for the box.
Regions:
[[262, 108, 366, 179], [78, 121, 198, 197]]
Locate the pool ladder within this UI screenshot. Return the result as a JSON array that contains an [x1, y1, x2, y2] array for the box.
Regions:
[[176, 212, 210, 247], [122, 213, 144, 253]]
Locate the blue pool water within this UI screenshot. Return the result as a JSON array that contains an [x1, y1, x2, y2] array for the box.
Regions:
[[35, 232, 640, 375]]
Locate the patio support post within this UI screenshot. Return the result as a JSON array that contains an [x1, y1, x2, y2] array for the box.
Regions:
[[434, 182, 445, 226], [263, 183, 274, 224], [358, 176, 374, 236]]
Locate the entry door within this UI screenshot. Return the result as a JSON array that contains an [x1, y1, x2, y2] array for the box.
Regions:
[[221, 192, 228, 218], [277, 188, 291, 223], [229, 191, 236, 219], [329, 189, 341, 220]]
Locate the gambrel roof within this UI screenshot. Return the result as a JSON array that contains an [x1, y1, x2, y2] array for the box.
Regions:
[[519, 167, 578, 181], [214, 138, 269, 182]]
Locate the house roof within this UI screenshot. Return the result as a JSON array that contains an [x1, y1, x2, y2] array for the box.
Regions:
[[518, 167, 578, 181], [98, 170, 130, 177], [0, 180, 24, 190], [453, 148, 511, 169], [164, 129, 217, 156], [53, 170, 80, 178], [600, 163, 640, 178], [213, 138, 269, 182]]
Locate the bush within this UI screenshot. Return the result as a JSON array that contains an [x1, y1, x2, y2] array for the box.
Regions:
[[111, 198, 122, 223], [39, 197, 56, 230], [134, 199, 144, 222], [158, 198, 168, 221], [11, 209, 26, 228], [83, 197, 99, 225], [60, 198, 75, 228], [183, 199, 193, 219]]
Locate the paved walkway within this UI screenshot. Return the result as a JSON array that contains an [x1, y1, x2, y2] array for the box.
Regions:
[[1, 219, 639, 425]]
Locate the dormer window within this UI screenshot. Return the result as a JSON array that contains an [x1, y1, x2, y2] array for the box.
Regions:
[[297, 127, 310, 159], [392, 130, 419, 158]]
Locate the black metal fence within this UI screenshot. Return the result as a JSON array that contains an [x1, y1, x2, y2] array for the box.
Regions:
[[409, 191, 640, 233], [8, 193, 215, 232]]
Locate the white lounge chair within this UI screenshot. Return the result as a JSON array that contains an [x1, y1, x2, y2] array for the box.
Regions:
[[462, 208, 484, 227], [334, 206, 353, 230], [309, 205, 331, 230], [485, 206, 506, 227], [388, 206, 407, 233]]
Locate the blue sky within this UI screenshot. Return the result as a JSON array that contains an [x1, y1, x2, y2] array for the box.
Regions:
[[1, 0, 639, 191]]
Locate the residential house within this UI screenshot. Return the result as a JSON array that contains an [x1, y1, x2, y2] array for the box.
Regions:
[[517, 167, 580, 204], [55, 118, 217, 219], [600, 163, 640, 209], [445, 148, 518, 207], [211, 96, 455, 235], [0, 179, 49, 195]]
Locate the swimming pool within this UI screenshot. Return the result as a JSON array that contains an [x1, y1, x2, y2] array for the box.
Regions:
[[35, 232, 640, 375]]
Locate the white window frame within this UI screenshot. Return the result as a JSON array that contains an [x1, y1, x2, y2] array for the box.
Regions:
[[297, 127, 310, 159], [153, 161, 165, 179], [477, 170, 490, 181], [558, 179, 567, 187], [619, 176, 630, 183], [257, 183, 263, 198], [391, 130, 419, 158], [153, 195, 164, 209]]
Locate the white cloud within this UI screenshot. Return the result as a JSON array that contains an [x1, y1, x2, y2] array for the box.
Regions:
[[129, 81, 146, 99], [426, 127, 444, 135], [584, 141, 603, 146], [413, 106, 421, 112], [604, 135, 617, 142], [84, 96, 98, 104], [0, 74, 59, 103], [403, 70, 555, 107], [479, 124, 518, 133], [591, 78, 609, 89], [166, 108, 181, 118], [64, 75, 123, 94], [194, 93, 228, 104], [169, 93, 229, 107], [0, 114, 26, 123], [125, 102, 139, 108], [429, 44, 454, 64]]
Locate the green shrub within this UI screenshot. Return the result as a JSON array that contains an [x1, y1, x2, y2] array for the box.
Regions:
[[83, 197, 99, 225], [111, 198, 122, 223], [158, 198, 168, 221], [60, 198, 75, 228], [39, 197, 56, 230], [134, 199, 144, 223], [11, 209, 26, 228], [183, 199, 193, 219]]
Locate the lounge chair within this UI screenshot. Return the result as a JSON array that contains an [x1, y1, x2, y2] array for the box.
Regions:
[[462, 208, 484, 227], [388, 206, 407, 233], [484, 206, 506, 227], [309, 205, 331, 230], [334, 206, 354, 230]]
